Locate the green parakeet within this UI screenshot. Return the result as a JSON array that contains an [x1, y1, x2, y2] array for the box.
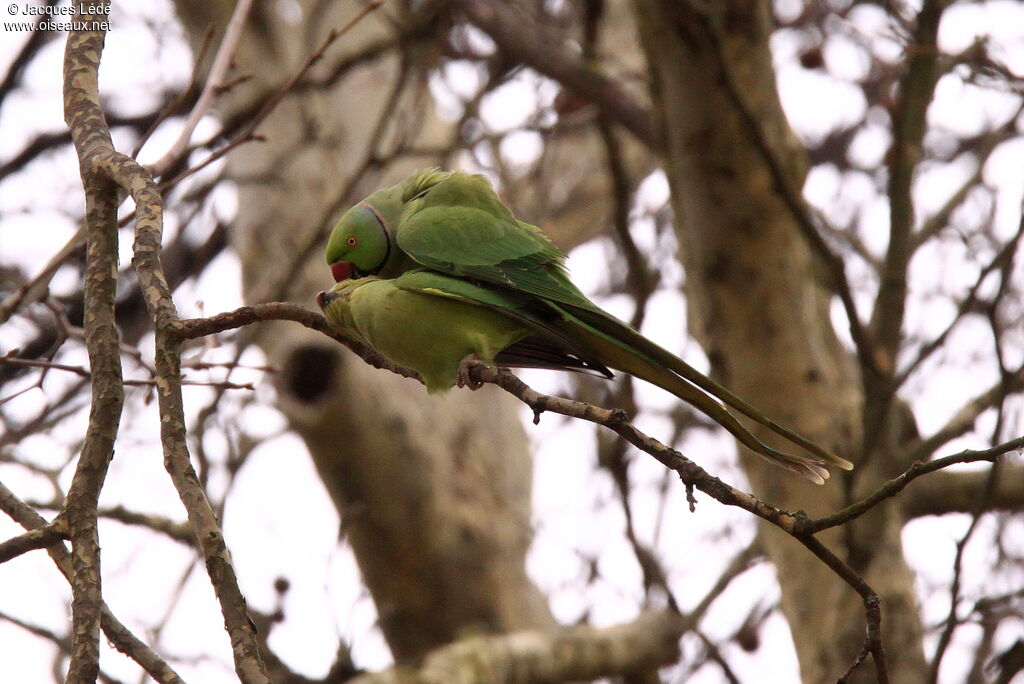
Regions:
[[320, 169, 853, 483]]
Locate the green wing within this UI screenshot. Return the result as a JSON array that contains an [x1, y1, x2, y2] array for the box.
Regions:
[[387, 173, 851, 481], [394, 173, 596, 309], [392, 270, 612, 378]]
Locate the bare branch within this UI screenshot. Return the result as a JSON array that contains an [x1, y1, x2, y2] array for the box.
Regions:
[[0, 525, 67, 564], [126, 122, 272, 684], [927, 454, 1011, 684], [896, 223, 1024, 387], [0, 227, 85, 325], [455, 0, 656, 148], [907, 368, 1024, 462], [221, 303, 893, 675], [0, 356, 255, 391], [911, 144, 997, 252], [129, 27, 213, 160], [146, 0, 254, 177], [805, 436, 1024, 534], [350, 611, 685, 684], [901, 464, 1024, 518], [0, 1, 58, 105], [61, 2, 269, 680], [190, 301, 1024, 539], [157, 0, 384, 193], [20, 495, 204, 548], [873, 0, 952, 370], [61, 7, 126, 677]]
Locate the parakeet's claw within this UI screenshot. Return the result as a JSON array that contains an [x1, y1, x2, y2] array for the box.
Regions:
[[456, 355, 486, 390]]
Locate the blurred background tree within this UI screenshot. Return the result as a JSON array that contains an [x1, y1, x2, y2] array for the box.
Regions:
[[1, 0, 1022, 682]]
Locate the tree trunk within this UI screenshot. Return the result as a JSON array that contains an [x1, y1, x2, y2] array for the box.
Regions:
[[631, 1, 927, 681]]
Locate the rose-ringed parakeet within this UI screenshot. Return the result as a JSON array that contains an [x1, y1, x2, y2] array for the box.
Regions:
[[320, 169, 854, 482]]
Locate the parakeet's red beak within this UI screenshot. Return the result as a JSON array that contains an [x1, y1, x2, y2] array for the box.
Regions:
[[330, 261, 354, 282]]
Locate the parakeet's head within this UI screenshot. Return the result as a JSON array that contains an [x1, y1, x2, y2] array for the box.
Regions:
[[316, 278, 374, 333], [316, 278, 363, 308], [324, 200, 392, 282], [325, 168, 451, 282]]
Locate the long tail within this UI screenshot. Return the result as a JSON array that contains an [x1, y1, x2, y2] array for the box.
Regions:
[[558, 306, 853, 483]]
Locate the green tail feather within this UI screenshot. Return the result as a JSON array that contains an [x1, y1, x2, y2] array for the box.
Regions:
[[554, 304, 853, 482]]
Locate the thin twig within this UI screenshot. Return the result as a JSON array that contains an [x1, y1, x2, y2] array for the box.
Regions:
[[876, 0, 954, 367], [130, 25, 216, 160], [24, 501, 195, 546], [0, 357, 255, 390], [906, 365, 1024, 462], [456, 0, 656, 148], [158, 0, 384, 194], [804, 436, 1024, 534], [0, 226, 85, 325], [146, 0, 254, 177], [895, 221, 1024, 387], [926, 463, 1003, 684]]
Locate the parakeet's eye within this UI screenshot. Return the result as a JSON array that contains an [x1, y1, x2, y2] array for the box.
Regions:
[[346, 236, 358, 247]]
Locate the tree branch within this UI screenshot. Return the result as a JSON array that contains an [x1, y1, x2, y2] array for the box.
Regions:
[[0, 524, 67, 564], [176, 302, 422, 382], [455, 0, 656, 149], [145, 0, 254, 177], [188, 300, 1024, 537], [183, 300, 908, 679], [0, 0, 58, 106], [872, 0, 951, 370], [157, 0, 385, 192], [349, 611, 685, 684], [906, 367, 1024, 462], [901, 463, 1024, 518], [125, 118, 272, 684], [60, 7, 126, 679], [803, 437, 1024, 534], [895, 222, 1024, 388]]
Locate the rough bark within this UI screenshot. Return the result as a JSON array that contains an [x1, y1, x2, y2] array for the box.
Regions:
[[630, 1, 927, 681]]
